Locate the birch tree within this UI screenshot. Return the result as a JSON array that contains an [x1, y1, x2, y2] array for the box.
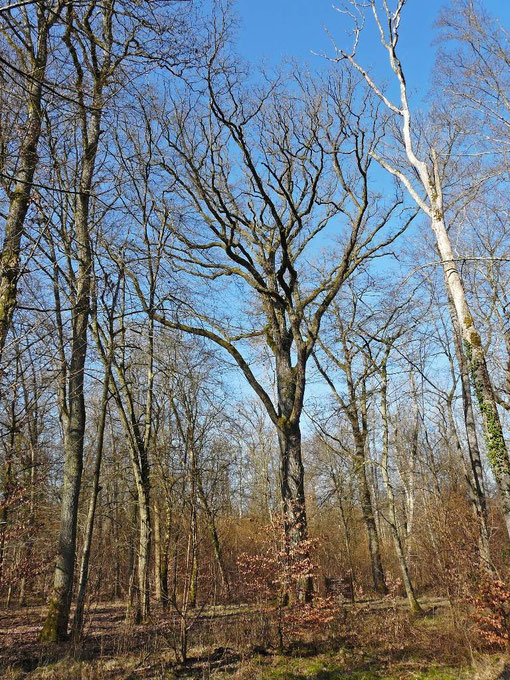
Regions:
[[332, 0, 510, 537]]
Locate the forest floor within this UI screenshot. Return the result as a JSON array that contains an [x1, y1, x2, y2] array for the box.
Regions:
[[0, 598, 508, 679]]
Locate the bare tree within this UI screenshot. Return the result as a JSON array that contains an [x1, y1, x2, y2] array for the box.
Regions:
[[128, 66, 411, 601], [313, 291, 388, 595], [0, 0, 65, 360], [332, 0, 510, 538]]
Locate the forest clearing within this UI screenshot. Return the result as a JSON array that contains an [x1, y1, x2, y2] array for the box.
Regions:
[[0, 0, 510, 677]]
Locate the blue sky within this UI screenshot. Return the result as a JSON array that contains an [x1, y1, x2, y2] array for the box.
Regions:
[[235, 0, 510, 95], [221, 0, 510, 418]]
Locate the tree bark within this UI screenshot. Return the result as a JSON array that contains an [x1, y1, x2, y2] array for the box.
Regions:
[[352, 441, 387, 596], [153, 502, 162, 604], [72, 366, 111, 637], [197, 478, 230, 595], [188, 440, 198, 609], [380, 358, 421, 613], [40, 99, 100, 643], [0, 4, 61, 360], [160, 501, 171, 610], [446, 295, 492, 568], [275, 347, 312, 603]]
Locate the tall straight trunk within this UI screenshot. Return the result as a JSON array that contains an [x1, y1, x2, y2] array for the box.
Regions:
[[112, 476, 121, 600], [0, 460, 13, 589], [275, 348, 312, 603], [160, 501, 171, 609], [41, 386, 86, 641], [351, 423, 387, 595], [188, 442, 198, 609], [18, 359, 39, 607], [447, 295, 492, 567], [125, 498, 138, 623], [0, 392, 17, 588], [72, 366, 111, 637], [153, 502, 162, 604], [380, 359, 421, 613], [136, 487, 151, 620], [40, 99, 101, 642]]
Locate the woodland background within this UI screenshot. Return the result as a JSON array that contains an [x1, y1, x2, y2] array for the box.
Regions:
[[0, 0, 510, 677]]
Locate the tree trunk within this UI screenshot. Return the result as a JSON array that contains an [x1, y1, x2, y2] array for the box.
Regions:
[[72, 367, 110, 637], [188, 444, 198, 609], [125, 498, 139, 624], [380, 359, 421, 613], [40, 62, 101, 638], [275, 347, 312, 603], [0, 5, 56, 360], [446, 294, 492, 567], [198, 479, 229, 595], [136, 488, 151, 620], [277, 421, 313, 603], [161, 503, 171, 610], [350, 422, 387, 595], [39, 184, 93, 641], [430, 208, 510, 537], [40, 414, 85, 641], [153, 502, 162, 604]]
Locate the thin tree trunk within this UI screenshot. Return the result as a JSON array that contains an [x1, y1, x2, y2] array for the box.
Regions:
[[380, 358, 422, 613], [40, 41, 102, 640], [161, 502, 171, 610], [72, 365, 111, 637], [197, 478, 229, 595], [188, 442, 198, 609], [350, 421, 387, 596], [125, 498, 138, 623], [447, 294, 492, 568], [154, 502, 162, 604]]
